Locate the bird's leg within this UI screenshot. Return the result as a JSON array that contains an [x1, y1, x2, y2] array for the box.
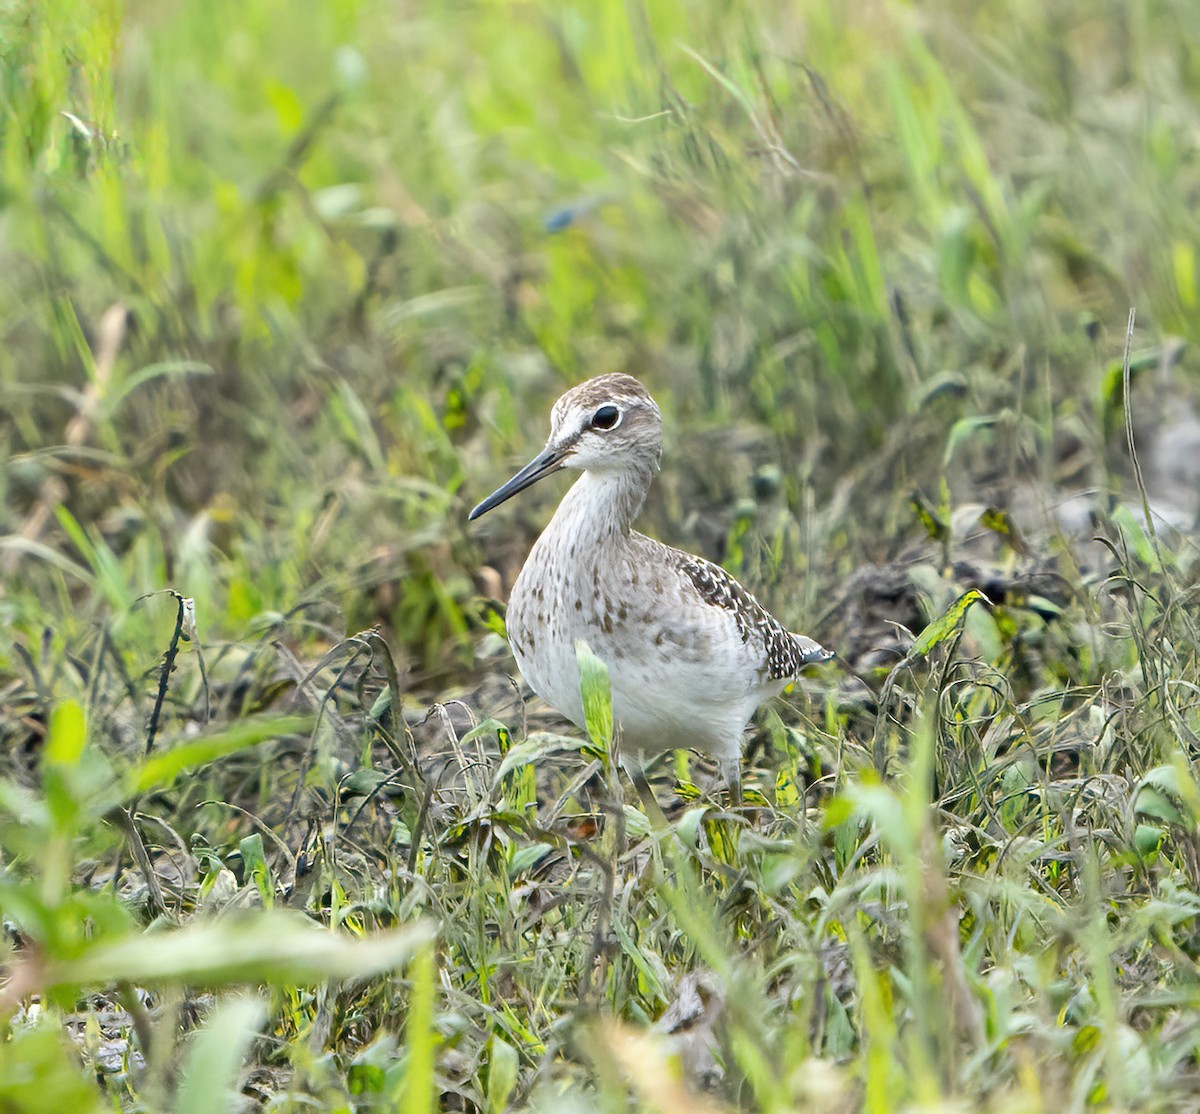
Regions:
[[622, 755, 668, 829], [720, 757, 743, 810]]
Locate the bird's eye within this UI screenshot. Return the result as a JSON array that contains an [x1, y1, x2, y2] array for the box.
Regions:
[[591, 405, 621, 431]]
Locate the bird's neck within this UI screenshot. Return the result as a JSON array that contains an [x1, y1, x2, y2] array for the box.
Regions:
[[551, 466, 653, 544]]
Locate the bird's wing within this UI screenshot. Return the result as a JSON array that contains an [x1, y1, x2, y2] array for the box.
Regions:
[[674, 554, 832, 680]]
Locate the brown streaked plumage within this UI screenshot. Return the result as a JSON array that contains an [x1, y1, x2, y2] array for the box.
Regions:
[[469, 373, 832, 795]]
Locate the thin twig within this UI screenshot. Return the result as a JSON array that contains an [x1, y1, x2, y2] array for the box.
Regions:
[[144, 591, 187, 757], [111, 807, 169, 921], [1122, 306, 1160, 553]]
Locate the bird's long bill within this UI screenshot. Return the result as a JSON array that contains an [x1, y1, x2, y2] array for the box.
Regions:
[[468, 446, 566, 521]]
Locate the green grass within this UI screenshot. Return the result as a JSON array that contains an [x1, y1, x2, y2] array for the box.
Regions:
[[3, 0, 1200, 1109]]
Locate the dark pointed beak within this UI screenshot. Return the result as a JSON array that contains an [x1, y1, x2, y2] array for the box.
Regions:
[[468, 446, 568, 521]]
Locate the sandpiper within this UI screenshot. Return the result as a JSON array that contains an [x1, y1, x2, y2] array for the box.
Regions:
[[469, 373, 832, 796]]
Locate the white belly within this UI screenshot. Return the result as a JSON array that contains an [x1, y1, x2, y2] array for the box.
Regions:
[[507, 553, 772, 768]]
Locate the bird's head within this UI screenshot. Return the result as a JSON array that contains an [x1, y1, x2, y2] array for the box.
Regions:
[[469, 374, 662, 520]]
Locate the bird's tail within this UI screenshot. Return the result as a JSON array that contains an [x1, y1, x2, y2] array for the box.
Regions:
[[793, 633, 834, 665]]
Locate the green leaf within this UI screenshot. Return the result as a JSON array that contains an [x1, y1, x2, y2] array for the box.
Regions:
[[129, 715, 311, 795], [908, 491, 948, 542], [676, 805, 712, 846], [673, 778, 702, 802], [0, 878, 134, 958], [508, 844, 553, 876], [908, 589, 988, 658], [492, 733, 587, 782], [822, 795, 857, 829], [914, 370, 968, 406], [0, 1024, 108, 1114], [1134, 764, 1197, 827], [943, 415, 997, 466], [42, 702, 117, 836], [401, 942, 437, 1114], [1098, 348, 1161, 437], [775, 768, 801, 810], [238, 833, 273, 907], [39, 912, 434, 991], [459, 717, 513, 750], [979, 506, 1029, 554], [845, 782, 914, 857], [486, 1036, 519, 1113], [481, 603, 508, 639], [176, 996, 266, 1114], [368, 685, 394, 722], [1134, 785, 1187, 826], [104, 360, 212, 415], [622, 803, 651, 840], [575, 639, 613, 752], [44, 701, 87, 768], [341, 768, 396, 798], [53, 504, 131, 611], [1133, 824, 1164, 860]]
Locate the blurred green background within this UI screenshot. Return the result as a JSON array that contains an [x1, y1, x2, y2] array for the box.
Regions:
[[5, 0, 1196, 674], [4, 2, 1200, 1110]]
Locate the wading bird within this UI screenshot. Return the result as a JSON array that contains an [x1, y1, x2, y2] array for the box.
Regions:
[[469, 374, 831, 798]]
